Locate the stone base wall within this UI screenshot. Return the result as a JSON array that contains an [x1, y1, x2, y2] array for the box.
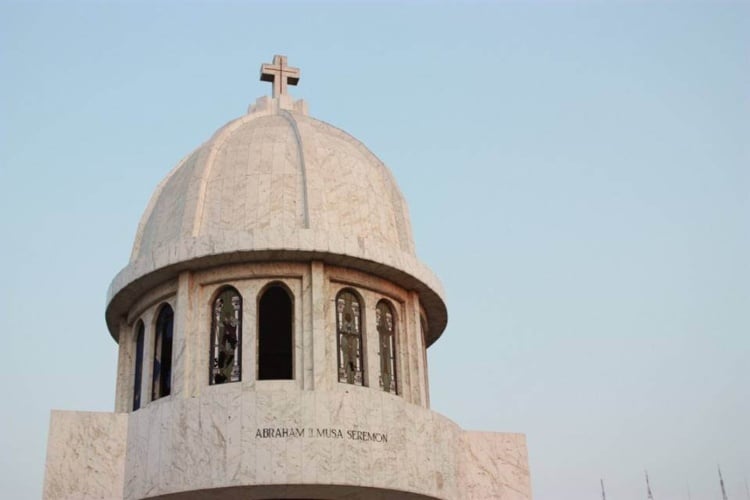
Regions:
[[43, 410, 128, 500], [122, 387, 460, 499], [43, 390, 531, 500], [459, 432, 531, 500]]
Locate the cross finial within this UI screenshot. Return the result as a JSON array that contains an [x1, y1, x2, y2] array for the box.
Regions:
[[260, 55, 300, 98]]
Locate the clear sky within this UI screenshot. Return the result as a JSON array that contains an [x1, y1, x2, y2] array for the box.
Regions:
[[1, 1, 748, 499]]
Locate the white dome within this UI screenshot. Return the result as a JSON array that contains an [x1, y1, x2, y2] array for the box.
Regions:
[[106, 99, 447, 343], [133, 107, 415, 263]]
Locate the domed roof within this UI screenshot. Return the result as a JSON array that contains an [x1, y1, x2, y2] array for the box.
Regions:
[[106, 96, 447, 344], [133, 103, 415, 265]]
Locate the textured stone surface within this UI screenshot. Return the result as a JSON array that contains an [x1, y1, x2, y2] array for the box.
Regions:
[[459, 432, 532, 500], [106, 96, 447, 345], [129, 110, 414, 265], [43, 396, 531, 500], [43, 411, 127, 500], [119, 387, 528, 500]]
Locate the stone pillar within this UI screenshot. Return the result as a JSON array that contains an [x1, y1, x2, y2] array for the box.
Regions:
[[243, 280, 258, 390], [141, 307, 156, 405], [114, 318, 133, 412], [310, 261, 332, 390], [171, 271, 193, 398], [187, 272, 205, 398], [410, 291, 428, 408], [398, 298, 413, 403], [365, 296, 379, 392], [413, 293, 425, 406], [302, 264, 314, 390], [420, 302, 431, 408]]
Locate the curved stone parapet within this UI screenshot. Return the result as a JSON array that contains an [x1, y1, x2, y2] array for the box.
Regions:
[[124, 387, 461, 499], [44, 389, 531, 500], [44, 384, 531, 500]]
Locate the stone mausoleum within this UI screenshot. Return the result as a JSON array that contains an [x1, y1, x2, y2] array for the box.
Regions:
[[43, 55, 532, 500]]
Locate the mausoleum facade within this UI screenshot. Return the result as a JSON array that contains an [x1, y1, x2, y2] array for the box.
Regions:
[[43, 55, 532, 500]]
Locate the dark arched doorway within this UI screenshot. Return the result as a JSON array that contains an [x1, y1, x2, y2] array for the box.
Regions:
[[258, 285, 293, 380]]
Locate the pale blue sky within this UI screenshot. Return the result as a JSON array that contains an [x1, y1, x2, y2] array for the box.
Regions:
[[1, 1, 748, 499]]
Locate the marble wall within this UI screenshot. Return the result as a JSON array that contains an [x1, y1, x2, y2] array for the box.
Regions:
[[43, 410, 127, 500], [121, 387, 459, 499], [44, 392, 532, 500], [459, 432, 532, 500]]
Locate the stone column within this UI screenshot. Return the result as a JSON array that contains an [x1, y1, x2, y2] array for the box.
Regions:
[[365, 295, 379, 391], [398, 298, 413, 403], [310, 261, 332, 390], [302, 264, 314, 390], [410, 291, 428, 408], [171, 271, 193, 398], [114, 318, 133, 412], [242, 280, 258, 390], [141, 307, 156, 405]]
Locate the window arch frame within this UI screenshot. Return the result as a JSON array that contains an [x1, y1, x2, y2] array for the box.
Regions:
[[256, 281, 295, 381], [209, 286, 243, 386], [132, 319, 145, 411], [151, 303, 174, 401], [335, 288, 366, 386], [376, 299, 398, 394]]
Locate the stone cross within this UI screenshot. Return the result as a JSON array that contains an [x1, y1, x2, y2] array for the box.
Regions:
[[260, 55, 300, 98]]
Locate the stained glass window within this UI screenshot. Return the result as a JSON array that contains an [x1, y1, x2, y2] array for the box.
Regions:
[[376, 300, 397, 394], [152, 304, 174, 400], [132, 320, 145, 411], [336, 290, 364, 386], [210, 287, 242, 385], [258, 285, 293, 380]]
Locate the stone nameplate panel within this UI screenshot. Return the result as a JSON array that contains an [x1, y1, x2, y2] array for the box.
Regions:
[[255, 426, 388, 442]]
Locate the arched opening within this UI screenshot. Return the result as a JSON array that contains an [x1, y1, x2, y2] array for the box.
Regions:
[[210, 287, 242, 385], [376, 300, 397, 394], [258, 285, 293, 380], [132, 320, 145, 411], [152, 304, 174, 400], [336, 289, 364, 386]]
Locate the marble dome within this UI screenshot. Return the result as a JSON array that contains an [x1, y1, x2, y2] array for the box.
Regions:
[[105, 96, 447, 344]]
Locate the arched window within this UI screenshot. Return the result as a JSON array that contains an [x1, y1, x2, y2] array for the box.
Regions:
[[376, 300, 397, 394], [152, 304, 174, 401], [132, 320, 145, 410], [258, 284, 293, 380], [210, 287, 242, 385], [336, 289, 364, 386]]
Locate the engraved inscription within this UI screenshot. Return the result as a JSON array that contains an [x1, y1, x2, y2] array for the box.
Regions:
[[254, 426, 388, 443]]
